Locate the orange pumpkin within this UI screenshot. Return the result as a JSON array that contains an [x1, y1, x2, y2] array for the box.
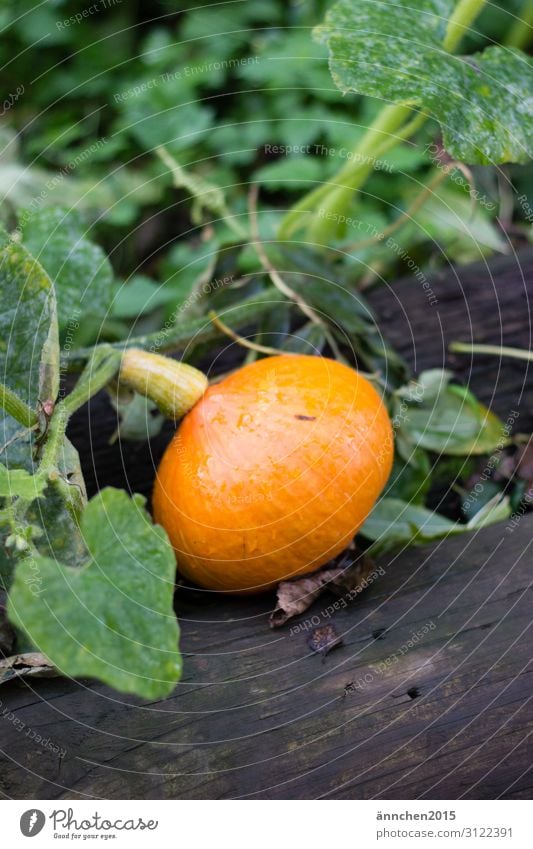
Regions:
[[153, 355, 393, 593]]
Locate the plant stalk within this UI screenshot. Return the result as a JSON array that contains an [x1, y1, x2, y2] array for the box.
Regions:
[[279, 104, 413, 241], [39, 347, 122, 476], [120, 349, 208, 420], [450, 342, 533, 362], [443, 0, 489, 51], [0, 384, 38, 428], [279, 0, 489, 241], [504, 0, 533, 50]]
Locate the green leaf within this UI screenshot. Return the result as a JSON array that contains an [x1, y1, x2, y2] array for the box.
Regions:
[[0, 156, 162, 229], [384, 447, 431, 504], [108, 389, 165, 442], [395, 370, 507, 455], [411, 183, 505, 258], [361, 496, 459, 549], [315, 0, 533, 164], [19, 206, 114, 334], [159, 239, 218, 318], [0, 231, 59, 469], [111, 275, 177, 320], [0, 463, 46, 501], [282, 321, 327, 355], [254, 156, 326, 192], [461, 479, 502, 521], [118, 85, 213, 157], [465, 492, 511, 529], [24, 436, 88, 569], [8, 488, 181, 699], [238, 30, 332, 92]]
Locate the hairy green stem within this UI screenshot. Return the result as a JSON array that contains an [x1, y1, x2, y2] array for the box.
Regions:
[[279, 104, 413, 240], [279, 0, 488, 241], [0, 384, 38, 428], [39, 346, 121, 476], [307, 112, 428, 243], [443, 0, 488, 51]]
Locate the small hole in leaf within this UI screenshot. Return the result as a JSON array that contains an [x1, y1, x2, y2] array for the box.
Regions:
[[372, 627, 387, 640], [407, 686, 420, 700]]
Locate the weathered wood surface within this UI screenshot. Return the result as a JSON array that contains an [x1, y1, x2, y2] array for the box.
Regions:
[[0, 251, 532, 800], [370, 247, 533, 433]]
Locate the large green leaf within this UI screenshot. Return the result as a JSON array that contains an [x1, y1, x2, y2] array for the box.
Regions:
[[0, 463, 46, 500], [315, 0, 533, 164], [20, 206, 114, 334], [25, 436, 88, 569], [8, 488, 181, 699], [0, 232, 61, 588], [361, 490, 511, 552], [383, 446, 431, 505], [118, 79, 213, 157], [111, 274, 177, 320], [410, 183, 506, 259], [0, 231, 59, 468], [395, 371, 506, 455], [361, 496, 459, 550]]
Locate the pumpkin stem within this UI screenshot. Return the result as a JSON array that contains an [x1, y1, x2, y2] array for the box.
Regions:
[[120, 349, 208, 421]]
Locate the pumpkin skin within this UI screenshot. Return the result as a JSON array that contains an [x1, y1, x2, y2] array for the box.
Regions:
[[153, 355, 393, 593]]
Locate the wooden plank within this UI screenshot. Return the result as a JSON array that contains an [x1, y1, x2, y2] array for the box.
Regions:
[[369, 248, 533, 432], [0, 251, 532, 799], [0, 515, 531, 800]]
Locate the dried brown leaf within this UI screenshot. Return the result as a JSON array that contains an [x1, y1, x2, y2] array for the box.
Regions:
[[269, 549, 377, 628], [0, 652, 57, 685]]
